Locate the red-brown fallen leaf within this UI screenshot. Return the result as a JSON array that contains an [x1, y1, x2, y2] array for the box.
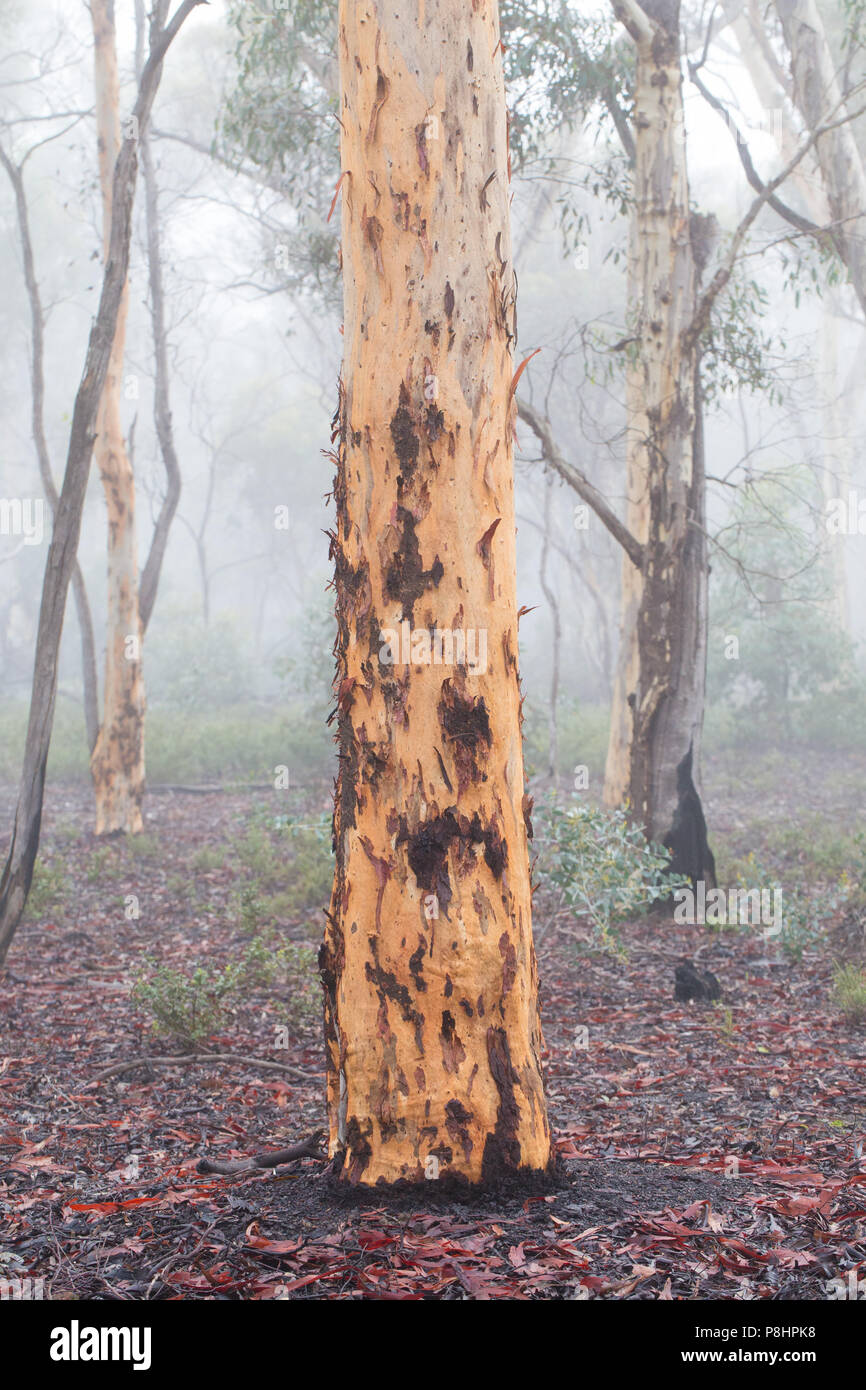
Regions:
[[278, 1269, 348, 1293], [356, 1230, 395, 1250], [67, 1194, 189, 1212], [774, 1194, 828, 1216], [772, 1249, 817, 1267], [682, 1200, 726, 1232], [244, 1235, 304, 1255]]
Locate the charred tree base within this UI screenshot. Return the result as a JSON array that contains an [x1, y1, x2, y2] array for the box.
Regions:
[[662, 743, 716, 890], [324, 1149, 562, 1204]]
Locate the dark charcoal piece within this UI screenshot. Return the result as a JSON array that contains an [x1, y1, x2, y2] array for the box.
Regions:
[[674, 959, 722, 1003], [663, 742, 717, 890]]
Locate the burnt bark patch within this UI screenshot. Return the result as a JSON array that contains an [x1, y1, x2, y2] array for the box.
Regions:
[[481, 1027, 522, 1184], [344, 1115, 373, 1184], [440, 1010, 466, 1073], [409, 935, 428, 992], [480, 819, 507, 879], [356, 727, 390, 792], [332, 715, 359, 833], [381, 670, 410, 725], [390, 385, 420, 486], [398, 810, 461, 916], [425, 404, 445, 441], [329, 539, 371, 616], [396, 806, 505, 919], [445, 1098, 474, 1161], [365, 937, 425, 1049], [499, 931, 517, 997], [438, 680, 492, 794], [384, 507, 443, 622], [663, 743, 717, 889]]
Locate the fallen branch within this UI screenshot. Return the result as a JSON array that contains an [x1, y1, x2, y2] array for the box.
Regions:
[[92, 1052, 318, 1083], [196, 1129, 326, 1175], [148, 783, 277, 794]]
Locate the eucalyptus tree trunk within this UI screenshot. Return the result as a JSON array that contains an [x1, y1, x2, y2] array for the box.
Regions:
[[135, 0, 182, 635], [604, 0, 707, 839], [539, 474, 561, 780], [820, 299, 851, 635], [90, 0, 146, 836], [0, 0, 204, 967], [776, 0, 866, 320], [321, 0, 551, 1187], [0, 148, 100, 754]]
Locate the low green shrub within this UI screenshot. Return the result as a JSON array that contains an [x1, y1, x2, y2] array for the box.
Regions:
[[833, 963, 866, 1023], [24, 858, 69, 920], [131, 960, 242, 1048], [536, 798, 683, 953]]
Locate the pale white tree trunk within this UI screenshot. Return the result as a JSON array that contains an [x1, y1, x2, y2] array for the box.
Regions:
[[776, 0, 866, 318], [604, 0, 707, 838], [90, 0, 146, 836]]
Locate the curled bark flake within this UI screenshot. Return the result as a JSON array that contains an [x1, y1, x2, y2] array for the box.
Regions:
[[367, 68, 390, 143], [360, 835, 392, 933], [477, 516, 501, 599]]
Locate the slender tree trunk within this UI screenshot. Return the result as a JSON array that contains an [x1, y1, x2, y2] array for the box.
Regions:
[[604, 0, 707, 840], [776, 0, 866, 319], [0, 1, 205, 966], [135, 0, 182, 635], [720, 0, 837, 264], [89, 0, 146, 836], [539, 474, 560, 780], [321, 0, 551, 1187], [0, 148, 101, 754], [820, 298, 851, 635]]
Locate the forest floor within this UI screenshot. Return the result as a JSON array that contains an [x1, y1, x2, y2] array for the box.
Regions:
[[0, 749, 864, 1301]]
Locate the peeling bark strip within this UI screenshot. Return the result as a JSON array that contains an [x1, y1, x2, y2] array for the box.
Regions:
[[90, 0, 146, 836], [322, 0, 551, 1186]]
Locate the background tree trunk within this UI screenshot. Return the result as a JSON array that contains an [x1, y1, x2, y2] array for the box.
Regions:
[[0, 0, 205, 966], [89, 0, 147, 836], [539, 473, 561, 781], [0, 147, 101, 754], [604, 0, 706, 840], [135, 0, 182, 635], [321, 0, 551, 1187], [776, 0, 866, 319]]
